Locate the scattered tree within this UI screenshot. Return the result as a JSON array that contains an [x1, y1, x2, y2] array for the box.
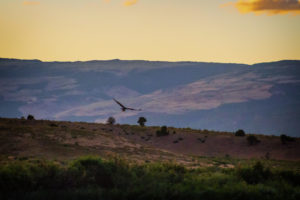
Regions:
[[247, 135, 260, 146], [156, 126, 169, 137], [235, 129, 245, 137], [106, 117, 116, 125], [280, 134, 295, 144], [27, 114, 35, 120], [137, 117, 147, 127]]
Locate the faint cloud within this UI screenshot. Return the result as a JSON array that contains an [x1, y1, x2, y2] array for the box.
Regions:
[[223, 0, 300, 15], [64, 90, 84, 96], [123, 0, 139, 6], [23, 1, 40, 6], [3, 89, 41, 103]]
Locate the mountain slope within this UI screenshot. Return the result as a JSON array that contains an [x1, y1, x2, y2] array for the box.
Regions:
[[0, 59, 300, 136]]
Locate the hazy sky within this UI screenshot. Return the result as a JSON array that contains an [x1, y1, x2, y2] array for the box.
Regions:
[[0, 0, 299, 64]]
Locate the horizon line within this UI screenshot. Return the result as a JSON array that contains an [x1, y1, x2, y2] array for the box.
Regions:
[[1, 57, 300, 66]]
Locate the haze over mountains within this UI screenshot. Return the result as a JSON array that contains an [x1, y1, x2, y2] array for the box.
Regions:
[[0, 58, 300, 136]]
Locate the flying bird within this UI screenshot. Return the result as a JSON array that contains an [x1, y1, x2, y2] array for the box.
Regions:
[[113, 98, 141, 112]]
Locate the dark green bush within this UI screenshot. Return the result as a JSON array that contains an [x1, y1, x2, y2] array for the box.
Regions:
[[0, 161, 63, 191], [237, 161, 271, 184], [68, 156, 115, 188], [275, 170, 300, 186], [280, 134, 295, 144], [1, 157, 300, 200], [247, 135, 260, 145], [106, 117, 116, 125], [156, 126, 169, 137], [137, 117, 147, 127], [235, 129, 245, 137], [27, 114, 35, 120]]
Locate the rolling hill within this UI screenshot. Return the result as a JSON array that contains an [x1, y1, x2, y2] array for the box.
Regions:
[[1, 117, 300, 200], [1, 58, 300, 136], [1, 118, 299, 166]]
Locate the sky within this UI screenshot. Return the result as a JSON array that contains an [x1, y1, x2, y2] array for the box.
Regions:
[[0, 0, 299, 64]]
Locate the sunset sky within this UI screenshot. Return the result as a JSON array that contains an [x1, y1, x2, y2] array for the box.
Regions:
[[0, 0, 299, 64]]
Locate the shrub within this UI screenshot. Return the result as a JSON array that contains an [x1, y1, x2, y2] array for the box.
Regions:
[[197, 138, 205, 143], [1, 158, 300, 200], [247, 135, 260, 145], [137, 117, 147, 127], [237, 161, 271, 184], [156, 126, 169, 137], [69, 157, 115, 188], [27, 114, 35, 120], [49, 123, 58, 127], [280, 134, 295, 144], [106, 117, 116, 125], [276, 169, 300, 186], [235, 129, 245, 136]]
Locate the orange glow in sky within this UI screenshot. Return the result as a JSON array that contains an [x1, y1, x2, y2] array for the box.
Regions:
[[0, 0, 299, 64]]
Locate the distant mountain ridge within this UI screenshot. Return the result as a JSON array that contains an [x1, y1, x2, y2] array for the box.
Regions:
[[1, 58, 300, 136]]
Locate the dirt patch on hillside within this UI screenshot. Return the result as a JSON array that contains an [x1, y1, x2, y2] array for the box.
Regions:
[[0, 118, 299, 167]]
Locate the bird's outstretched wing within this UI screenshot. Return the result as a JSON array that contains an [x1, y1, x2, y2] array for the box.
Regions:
[[113, 98, 142, 111], [113, 98, 126, 109], [126, 107, 142, 111]]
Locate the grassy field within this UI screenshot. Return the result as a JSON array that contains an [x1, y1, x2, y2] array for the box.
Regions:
[[0, 156, 300, 200], [0, 118, 299, 199]]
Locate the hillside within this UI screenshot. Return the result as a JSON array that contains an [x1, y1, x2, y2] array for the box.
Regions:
[[1, 59, 300, 136], [1, 118, 299, 167], [1, 117, 300, 200]]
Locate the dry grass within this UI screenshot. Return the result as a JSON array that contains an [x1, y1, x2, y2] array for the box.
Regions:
[[0, 118, 299, 169]]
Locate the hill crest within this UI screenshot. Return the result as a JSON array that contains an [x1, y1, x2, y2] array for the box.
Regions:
[[1, 118, 299, 166]]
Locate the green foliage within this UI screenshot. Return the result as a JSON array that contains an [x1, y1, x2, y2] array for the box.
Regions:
[[137, 117, 147, 127], [237, 161, 271, 184], [0, 160, 63, 192], [106, 117, 116, 125], [156, 126, 169, 137], [27, 114, 35, 120], [235, 129, 245, 137], [247, 135, 260, 145], [68, 156, 115, 188], [0, 157, 300, 200]]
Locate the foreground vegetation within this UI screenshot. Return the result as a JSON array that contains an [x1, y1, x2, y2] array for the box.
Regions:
[[1, 156, 299, 200]]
